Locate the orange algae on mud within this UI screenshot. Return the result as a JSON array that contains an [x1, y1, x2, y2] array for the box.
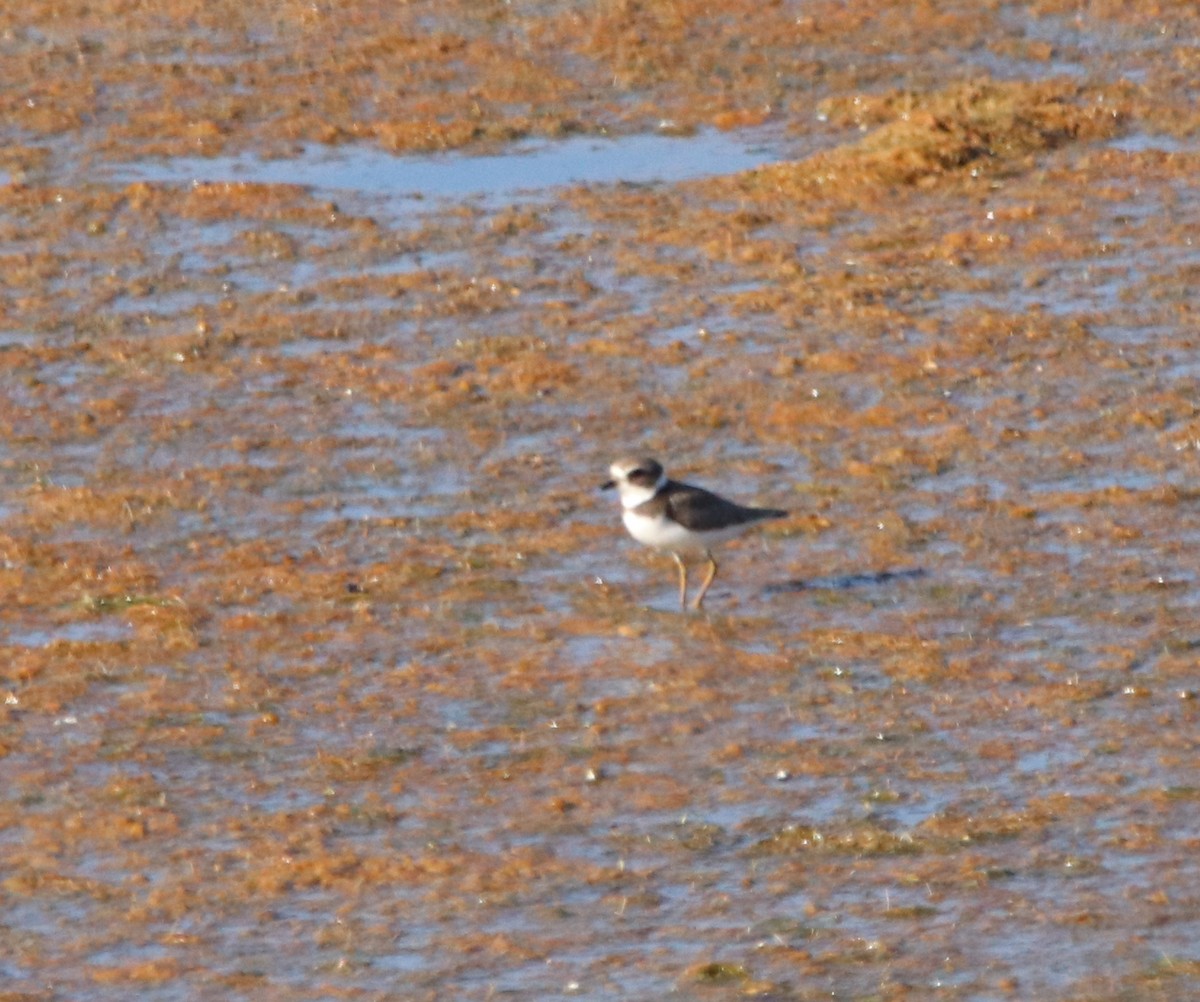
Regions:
[[2, 0, 1200, 999]]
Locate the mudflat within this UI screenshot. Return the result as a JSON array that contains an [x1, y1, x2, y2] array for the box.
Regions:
[[3, 2, 1200, 999]]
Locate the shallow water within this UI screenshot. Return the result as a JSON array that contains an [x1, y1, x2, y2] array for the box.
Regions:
[[101, 127, 802, 200], [4, 2, 1200, 1000]]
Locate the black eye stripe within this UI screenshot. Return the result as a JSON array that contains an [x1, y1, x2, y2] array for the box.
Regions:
[[612, 458, 663, 484]]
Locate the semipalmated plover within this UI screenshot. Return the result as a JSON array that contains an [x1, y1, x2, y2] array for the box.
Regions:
[[601, 456, 787, 610]]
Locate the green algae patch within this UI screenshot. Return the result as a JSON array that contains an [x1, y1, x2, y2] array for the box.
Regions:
[[736, 78, 1127, 202]]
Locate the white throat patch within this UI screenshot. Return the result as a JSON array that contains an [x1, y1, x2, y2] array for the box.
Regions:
[[615, 469, 666, 510]]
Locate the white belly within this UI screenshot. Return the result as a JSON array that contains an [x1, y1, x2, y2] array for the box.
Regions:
[[622, 509, 744, 554]]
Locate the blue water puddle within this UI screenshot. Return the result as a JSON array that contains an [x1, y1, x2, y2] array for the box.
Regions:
[[1108, 132, 1200, 155], [6, 617, 133, 648], [104, 127, 792, 202], [0, 330, 39, 349]]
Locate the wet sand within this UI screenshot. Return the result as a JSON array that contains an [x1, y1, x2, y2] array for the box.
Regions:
[[3, 2, 1200, 999]]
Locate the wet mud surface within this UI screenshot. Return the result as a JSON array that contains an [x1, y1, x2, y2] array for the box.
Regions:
[[3, 1, 1200, 999]]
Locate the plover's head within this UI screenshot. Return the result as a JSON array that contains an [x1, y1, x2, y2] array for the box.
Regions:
[[601, 456, 666, 507]]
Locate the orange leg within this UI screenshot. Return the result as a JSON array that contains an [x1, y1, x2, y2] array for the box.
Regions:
[[671, 552, 688, 611], [691, 551, 719, 610]]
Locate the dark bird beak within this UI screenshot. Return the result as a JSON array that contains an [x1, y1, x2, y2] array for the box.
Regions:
[[600, 479, 616, 491]]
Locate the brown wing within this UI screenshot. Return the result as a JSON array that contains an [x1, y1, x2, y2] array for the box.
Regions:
[[661, 481, 785, 531]]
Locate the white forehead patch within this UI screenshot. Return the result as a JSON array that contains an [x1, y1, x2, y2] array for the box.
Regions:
[[610, 458, 646, 480]]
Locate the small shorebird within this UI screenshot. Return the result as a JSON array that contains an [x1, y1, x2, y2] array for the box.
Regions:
[[601, 456, 787, 610]]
